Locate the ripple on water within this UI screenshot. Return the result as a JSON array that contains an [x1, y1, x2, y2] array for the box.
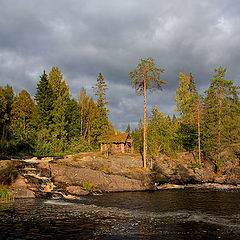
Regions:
[[0, 190, 240, 239]]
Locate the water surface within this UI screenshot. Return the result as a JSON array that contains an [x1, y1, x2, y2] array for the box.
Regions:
[[0, 189, 240, 239]]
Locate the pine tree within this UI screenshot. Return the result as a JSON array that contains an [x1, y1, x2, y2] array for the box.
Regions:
[[129, 57, 166, 168]]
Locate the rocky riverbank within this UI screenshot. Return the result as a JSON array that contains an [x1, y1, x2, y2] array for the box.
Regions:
[[0, 149, 240, 199]]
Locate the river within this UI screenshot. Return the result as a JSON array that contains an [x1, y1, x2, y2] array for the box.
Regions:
[[0, 189, 240, 239]]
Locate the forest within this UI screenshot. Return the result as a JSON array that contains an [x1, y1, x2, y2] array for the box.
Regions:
[[0, 67, 114, 156], [0, 62, 240, 171]]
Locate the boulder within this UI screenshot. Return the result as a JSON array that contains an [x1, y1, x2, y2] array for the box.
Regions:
[[66, 186, 89, 196], [170, 164, 197, 184], [37, 162, 51, 177], [12, 175, 35, 198], [226, 167, 240, 184]]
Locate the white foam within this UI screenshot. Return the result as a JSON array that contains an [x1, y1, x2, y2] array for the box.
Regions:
[[44, 200, 73, 206]]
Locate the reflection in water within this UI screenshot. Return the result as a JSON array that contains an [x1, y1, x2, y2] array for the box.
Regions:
[[0, 189, 240, 239]]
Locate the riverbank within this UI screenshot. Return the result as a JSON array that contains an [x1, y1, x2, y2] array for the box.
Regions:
[[0, 149, 240, 199]]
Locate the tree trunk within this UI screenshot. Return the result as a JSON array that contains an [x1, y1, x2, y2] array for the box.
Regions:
[[143, 70, 147, 168], [197, 100, 201, 165], [218, 84, 222, 162], [80, 107, 83, 136]]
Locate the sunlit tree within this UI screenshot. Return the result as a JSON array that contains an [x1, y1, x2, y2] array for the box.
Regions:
[[129, 57, 166, 168]]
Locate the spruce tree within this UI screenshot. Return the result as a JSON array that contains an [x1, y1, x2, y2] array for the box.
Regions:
[[125, 124, 131, 134], [202, 67, 240, 164], [92, 73, 113, 145], [93, 72, 108, 109], [48, 66, 71, 154], [34, 70, 53, 129], [78, 87, 90, 137]]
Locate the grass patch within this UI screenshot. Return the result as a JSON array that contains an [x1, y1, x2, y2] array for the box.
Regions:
[[0, 185, 14, 203], [98, 166, 110, 173], [83, 182, 97, 192], [0, 162, 18, 185], [57, 161, 70, 166], [187, 161, 202, 170]]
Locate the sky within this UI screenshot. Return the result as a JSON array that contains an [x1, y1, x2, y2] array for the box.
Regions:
[[0, 0, 239, 131]]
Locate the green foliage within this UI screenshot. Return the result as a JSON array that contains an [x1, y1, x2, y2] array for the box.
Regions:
[[202, 67, 240, 160], [0, 162, 18, 185], [131, 119, 143, 154], [93, 72, 108, 108], [129, 57, 166, 95], [34, 70, 54, 129], [175, 72, 201, 152], [147, 108, 179, 156], [57, 161, 70, 166], [83, 182, 97, 192], [0, 63, 239, 172], [98, 166, 110, 173], [0, 85, 14, 143], [10, 90, 35, 142], [0, 185, 14, 202], [187, 161, 202, 170], [125, 124, 131, 134], [129, 57, 166, 168]]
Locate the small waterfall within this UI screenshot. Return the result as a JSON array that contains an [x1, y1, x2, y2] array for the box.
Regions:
[[14, 157, 66, 199]]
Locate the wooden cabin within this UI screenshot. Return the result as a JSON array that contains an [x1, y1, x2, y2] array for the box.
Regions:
[[101, 133, 134, 154]]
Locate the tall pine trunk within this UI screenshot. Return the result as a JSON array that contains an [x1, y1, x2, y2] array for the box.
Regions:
[[218, 84, 222, 162], [197, 100, 201, 165], [143, 70, 147, 168]]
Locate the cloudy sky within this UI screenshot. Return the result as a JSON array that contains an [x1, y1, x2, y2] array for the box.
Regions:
[[0, 0, 239, 131]]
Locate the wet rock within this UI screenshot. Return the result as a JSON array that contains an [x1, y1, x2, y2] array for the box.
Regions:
[[157, 184, 185, 190], [12, 175, 35, 198], [66, 186, 89, 196], [37, 162, 51, 177]]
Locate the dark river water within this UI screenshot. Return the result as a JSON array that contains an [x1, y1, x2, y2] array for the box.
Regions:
[[0, 189, 240, 239]]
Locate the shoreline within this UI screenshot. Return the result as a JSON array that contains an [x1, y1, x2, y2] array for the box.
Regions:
[[157, 182, 240, 191]]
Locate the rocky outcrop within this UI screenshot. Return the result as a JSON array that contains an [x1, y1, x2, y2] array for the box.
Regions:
[[47, 164, 153, 192], [1, 148, 240, 199], [226, 167, 240, 184]]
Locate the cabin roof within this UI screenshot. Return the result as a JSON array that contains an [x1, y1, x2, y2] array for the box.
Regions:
[[101, 133, 131, 143]]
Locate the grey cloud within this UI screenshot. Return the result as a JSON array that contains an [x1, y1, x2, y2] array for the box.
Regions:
[[0, 0, 239, 131]]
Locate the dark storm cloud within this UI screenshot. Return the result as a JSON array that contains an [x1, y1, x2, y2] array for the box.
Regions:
[[0, 0, 239, 130]]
